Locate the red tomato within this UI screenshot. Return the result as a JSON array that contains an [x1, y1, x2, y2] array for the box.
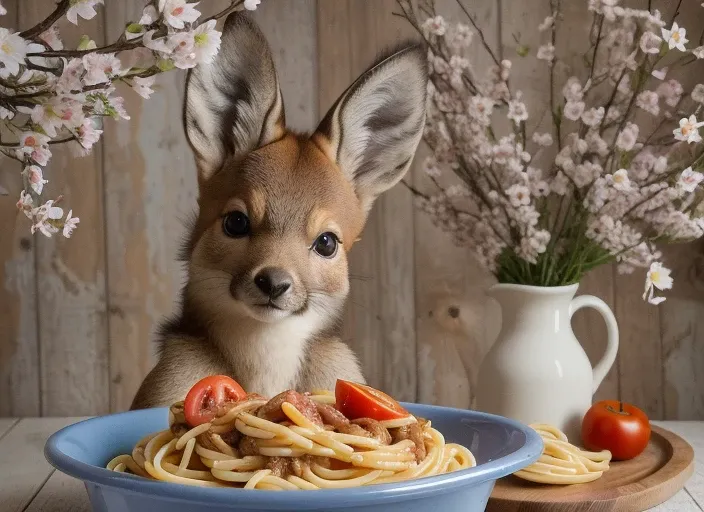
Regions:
[[335, 379, 410, 421], [581, 400, 651, 460], [183, 375, 247, 427]]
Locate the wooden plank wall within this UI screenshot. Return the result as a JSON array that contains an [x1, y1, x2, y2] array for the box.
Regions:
[[0, 0, 702, 420]]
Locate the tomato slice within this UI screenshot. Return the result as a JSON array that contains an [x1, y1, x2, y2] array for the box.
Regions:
[[335, 379, 410, 421], [183, 375, 247, 427]]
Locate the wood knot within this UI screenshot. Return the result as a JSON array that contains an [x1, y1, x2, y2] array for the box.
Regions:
[[19, 237, 31, 251], [448, 305, 460, 318]]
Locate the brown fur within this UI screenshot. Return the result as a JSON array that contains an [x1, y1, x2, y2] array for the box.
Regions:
[[130, 11, 427, 409]]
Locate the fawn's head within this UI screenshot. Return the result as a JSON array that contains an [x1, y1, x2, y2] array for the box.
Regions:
[[181, 12, 427, 332]]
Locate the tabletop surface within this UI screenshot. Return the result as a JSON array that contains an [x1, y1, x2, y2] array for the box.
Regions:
[[0, 418, 702, 511]]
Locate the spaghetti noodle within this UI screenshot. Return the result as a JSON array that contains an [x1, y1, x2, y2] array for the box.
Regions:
[[108, 387, 476, 490], [513, 423, 612, 484]]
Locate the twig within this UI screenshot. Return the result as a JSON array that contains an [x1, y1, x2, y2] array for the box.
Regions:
[[20, 0, 70, 39], [454, 0, 500, 67]]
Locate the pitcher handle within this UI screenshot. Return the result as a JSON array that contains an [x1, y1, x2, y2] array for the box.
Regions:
[[569, 295, 619, 394]]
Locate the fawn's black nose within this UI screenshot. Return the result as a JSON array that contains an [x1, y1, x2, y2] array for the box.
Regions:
[[254, 268, 292, 299]]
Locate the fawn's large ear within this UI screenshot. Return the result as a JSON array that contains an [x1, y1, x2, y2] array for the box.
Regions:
[[183, 12, 285, 183], [312, 43, 427, 213]]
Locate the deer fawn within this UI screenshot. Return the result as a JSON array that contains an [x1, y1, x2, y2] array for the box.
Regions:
[[131, 11, 427, 409]]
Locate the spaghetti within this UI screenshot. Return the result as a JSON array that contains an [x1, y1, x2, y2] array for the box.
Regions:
[[108, 387, 476, 490], [513, 423, 612, 484]]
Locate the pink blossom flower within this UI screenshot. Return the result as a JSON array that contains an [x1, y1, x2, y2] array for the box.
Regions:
[[160, 0, 200, 29], [656, 79, 683, 107], [562, 76, 585, 102], [422, 16, 447, 37], [673, 115, 704, 143], [66, 0, 104, 25], [661, 22, 688, 52], [18, 132, 52, 166], [16, 190, 33, 218], [678, 167, 703, 193], [639, 31, 662, 54], [450, 24, 472, 49], [131, 76, 156, 99], [62, 210, 79, 238], [144, 30, 172, 54], [75, 117, 103, 153], [40, 26, 63, 50], [82, 52, 122, 86], [56, 58, 83, 94], [636, 90, 659, 115]]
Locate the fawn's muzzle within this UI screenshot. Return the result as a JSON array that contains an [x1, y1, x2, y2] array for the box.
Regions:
[[254, 267, 293, 299]]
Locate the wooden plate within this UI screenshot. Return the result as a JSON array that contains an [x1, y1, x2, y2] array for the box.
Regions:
[[487, 425, 695, 512]]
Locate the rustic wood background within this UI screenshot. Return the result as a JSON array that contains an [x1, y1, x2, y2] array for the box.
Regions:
[[1, 0, 703, 420]]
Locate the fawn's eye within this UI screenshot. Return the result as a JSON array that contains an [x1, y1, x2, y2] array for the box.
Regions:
[[222, 211, 250, 238], [312, 232, 339, 258]]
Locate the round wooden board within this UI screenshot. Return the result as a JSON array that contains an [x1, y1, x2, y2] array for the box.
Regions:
[[487, 425, 695, 512]]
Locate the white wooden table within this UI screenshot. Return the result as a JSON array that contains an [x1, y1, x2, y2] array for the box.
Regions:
[[1, 418, 702, 511]]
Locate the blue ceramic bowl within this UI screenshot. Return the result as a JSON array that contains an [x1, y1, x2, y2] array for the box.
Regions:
[[45, 403, 542, 512]]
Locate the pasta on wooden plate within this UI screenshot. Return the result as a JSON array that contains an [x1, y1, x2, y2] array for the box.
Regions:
[[107, 377, 476, 490]]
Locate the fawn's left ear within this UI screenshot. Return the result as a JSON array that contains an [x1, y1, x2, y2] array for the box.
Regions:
[[312, 43, 428, 214]]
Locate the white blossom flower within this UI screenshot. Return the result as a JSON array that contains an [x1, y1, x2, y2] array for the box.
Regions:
[[562, 76, 585, 102], [636, 90, 659, 115], [532, 132, 553, 147], [673, 115, 704, 143], [82, 52, 122, 86], [652, 67, 668, 80], [449, 24, 472, 49], [537, 44, 555, 63], [661, 22, 688, 52], [16, 190, 33, 217], [23, 165, 48, 194], [678, 167, 703, 193], [244, 0, 261, 10], [643, 262, 673, 305], [160, 0, 200, 29], [581, 107, 604, 127], [615, 122, 639, 151], [639, 31, 662, 54], [538, 16, 554, 32], [507, 98, 528, 125], [31, 199, 63, 237], [62, 210, 79, 238], [586, 130, 609, 156], [131, 75, 156, 99], [422, 16, 447, 37], [0, 3, 6, 15], [0, 105, 12, 119], [143, 30, 171, 54], [66, 0, 104, 25], [140, 5, 159, 24], [56, 58, 83, 93], [693, 46, 704, 59], [468, 95, 495, 126], [170, 19, 221, 69], [692, 84, 704, 104], [0, 28, 31, 77], [609, 169, 631, 191], [657, 79, 683, 107], [506, 184, 531, 207], [564, 101, 585, 121]]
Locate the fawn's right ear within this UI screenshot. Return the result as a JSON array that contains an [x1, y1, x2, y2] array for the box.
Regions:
[[183, 12, 285, 184]]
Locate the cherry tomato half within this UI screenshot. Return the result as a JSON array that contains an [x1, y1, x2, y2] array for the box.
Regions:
[[183, 375, 247, 427], [335, 379, 410, 421], [581, 400, 651, 460]]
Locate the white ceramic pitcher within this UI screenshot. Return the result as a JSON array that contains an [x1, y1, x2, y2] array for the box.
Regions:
[[475, 283, 619, 443]]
